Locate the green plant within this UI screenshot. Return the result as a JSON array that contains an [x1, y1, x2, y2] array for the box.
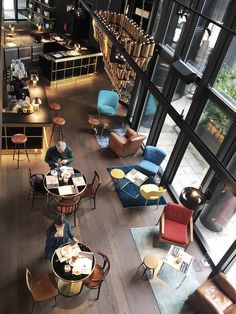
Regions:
[[214, 63, 236, 102]]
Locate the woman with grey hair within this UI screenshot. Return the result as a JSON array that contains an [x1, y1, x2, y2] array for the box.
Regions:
[[45, 141, 74, 169]]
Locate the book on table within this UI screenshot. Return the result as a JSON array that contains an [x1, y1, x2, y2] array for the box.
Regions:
[[45, 175, 59, 189], [125, 169, 147, 186], [58, 185, 78, 196], [72, 174, 86, 186]]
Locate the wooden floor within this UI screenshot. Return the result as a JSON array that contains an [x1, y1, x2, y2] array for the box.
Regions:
[[0, 72, 208, 314]]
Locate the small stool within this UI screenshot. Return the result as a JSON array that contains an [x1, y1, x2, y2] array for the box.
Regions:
[[88, 118, 100, 135], [11, 133, 30, 169], [49, 116, 65, 145], [108, 169, 125, 190], [49, 103, 61, 116], [138, 255, 159, 279]]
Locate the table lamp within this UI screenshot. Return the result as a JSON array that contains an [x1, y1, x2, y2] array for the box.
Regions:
[[32, 97, 42, 111]]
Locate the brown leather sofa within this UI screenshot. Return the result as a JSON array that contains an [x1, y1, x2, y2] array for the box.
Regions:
[[188, 272, 236, 314], [109, 128, 146, 157]]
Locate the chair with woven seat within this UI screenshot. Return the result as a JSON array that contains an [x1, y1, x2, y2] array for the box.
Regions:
[[55, 197, 80, 227], [138, 145, 167, 177], [49, 116, 66, 145], [28, 169, 48, 210], [140, 184, 166, 209], [109, 128, 146, 157], [97, 90, 119, 116], [25, 268, 58, 314], [158, 202, 193, 249], [83, 251, 110, 300], [78, 171, 101, 209]]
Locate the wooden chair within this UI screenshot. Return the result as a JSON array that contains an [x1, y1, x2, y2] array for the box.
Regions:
[[28, 169, 48, 210], [159, 202, 193, 249], [83, 251, 110, 300], [25, 268, 58, 314], [78, 171, 101, 209], [55, 197, 80, 227]]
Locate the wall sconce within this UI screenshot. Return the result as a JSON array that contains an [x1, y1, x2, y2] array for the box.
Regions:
[[31, 73, 39, 87], [9, 23, 16, 33], [31, 97, 42, 111]]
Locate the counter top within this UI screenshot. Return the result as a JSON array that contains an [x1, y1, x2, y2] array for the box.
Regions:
[[3, 84, 52, 126]]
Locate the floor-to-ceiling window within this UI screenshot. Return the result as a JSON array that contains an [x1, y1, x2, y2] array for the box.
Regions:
[[130, 0, 236, 277]]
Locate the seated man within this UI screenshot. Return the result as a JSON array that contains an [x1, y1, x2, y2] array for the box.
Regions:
[[45, 141, 74, 169]]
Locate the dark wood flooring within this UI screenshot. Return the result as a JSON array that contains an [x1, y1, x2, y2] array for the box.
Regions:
[[0, 72, 209, 314]]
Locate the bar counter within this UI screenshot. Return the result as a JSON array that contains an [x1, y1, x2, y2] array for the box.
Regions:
[[2, 84, 52, 153]]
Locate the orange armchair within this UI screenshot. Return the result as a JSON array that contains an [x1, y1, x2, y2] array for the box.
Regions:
[[188, 272, 236, 314], [159, 202, 193, 249], [109, 128, 146, 157]]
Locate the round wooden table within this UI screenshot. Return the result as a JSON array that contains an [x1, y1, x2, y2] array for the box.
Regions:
[[51, 242, 95, 297]]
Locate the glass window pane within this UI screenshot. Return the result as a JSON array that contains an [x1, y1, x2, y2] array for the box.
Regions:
[[139, 93, 158, 133], [151, 57, 170, 91], [156, 115, 180, 171], [213, 38, 236, 107], [196, 181, 236, 265], [164, 7, 187, 52], [171, 143, 209, 196], [186, 21, 221, 73], [195, 100, 233, 155], [18, 0, 27, 19], [171, 80, 196, 118], [4, 0, 15, 19]]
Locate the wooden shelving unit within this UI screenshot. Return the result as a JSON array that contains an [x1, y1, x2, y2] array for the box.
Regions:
[[28, 0, 56, 31]]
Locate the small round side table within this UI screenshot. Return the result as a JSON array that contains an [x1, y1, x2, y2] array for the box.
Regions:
[[88, 118, 100, 135], [108, 168, 125, 190]]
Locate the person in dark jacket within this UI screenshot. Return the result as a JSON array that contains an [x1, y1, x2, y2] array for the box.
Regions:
[[45, 214, 78, 260], [45, 141, 74, 169]]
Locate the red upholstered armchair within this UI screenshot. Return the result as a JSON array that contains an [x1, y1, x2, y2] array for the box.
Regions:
[[109, 128, 146, 157], [159, 202, 193, 249]]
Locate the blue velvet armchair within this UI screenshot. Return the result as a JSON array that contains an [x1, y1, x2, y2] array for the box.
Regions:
[[138, 145, 167, 176], [97, 90, 119, 116]]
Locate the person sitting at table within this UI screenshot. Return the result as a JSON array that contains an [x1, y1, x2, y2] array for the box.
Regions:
[[45, 214, 78, 260], [45, 141, 74, 169]]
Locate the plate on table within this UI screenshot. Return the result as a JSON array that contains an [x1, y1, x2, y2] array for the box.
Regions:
[[72, 267, 81, 275], [60, 166, 69, 172], [69, 256, 79, 267]]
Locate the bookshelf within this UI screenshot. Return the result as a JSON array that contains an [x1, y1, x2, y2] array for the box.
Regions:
[[28, 0, 56, 31]]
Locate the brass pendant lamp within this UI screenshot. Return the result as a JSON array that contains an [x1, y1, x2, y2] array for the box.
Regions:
[[92, 0, 155, 104]]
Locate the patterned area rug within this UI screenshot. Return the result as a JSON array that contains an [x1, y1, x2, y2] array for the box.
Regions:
[[96, 128, 126, 148], [130, 226, 200, 314], [107, 165, 166, 208]]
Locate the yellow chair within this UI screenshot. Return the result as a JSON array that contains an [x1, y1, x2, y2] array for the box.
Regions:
[[140, 184, 166, 209]]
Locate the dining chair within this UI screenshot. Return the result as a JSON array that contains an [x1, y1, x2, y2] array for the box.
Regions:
[[158, 202, 193, 249], [28, 169, 48, 210], [78, 171, 101, 209], [138, 145, 167, 177], [25, 268, 58, 314], [139, 184, 166, 209], [55, 197, 80, 227], [83, 251, 110, 300]]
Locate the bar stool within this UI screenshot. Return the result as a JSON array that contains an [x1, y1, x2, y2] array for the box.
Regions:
[[138, 255, 159, 279], [49, 116, 65, 145], [49, 103, 61, 116], [11, 133, 30, 169]]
